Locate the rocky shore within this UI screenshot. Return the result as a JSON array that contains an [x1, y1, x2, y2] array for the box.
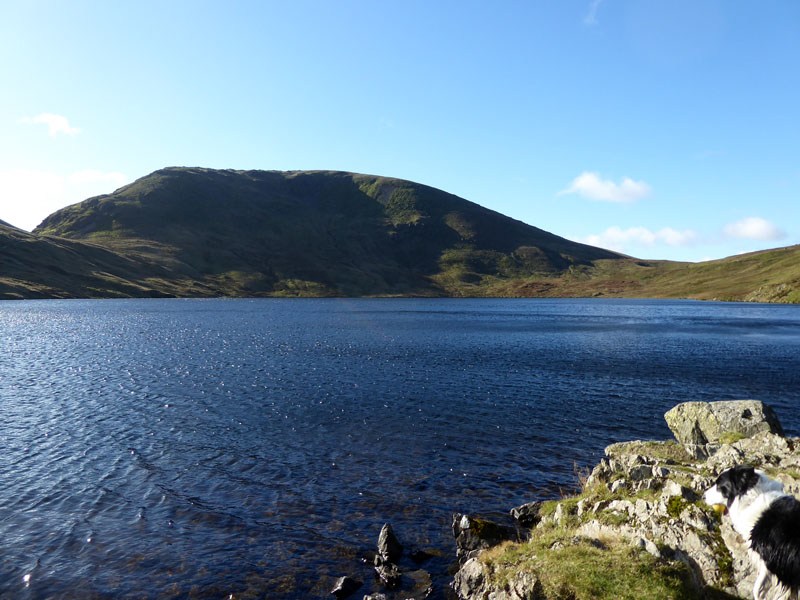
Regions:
[[329, 400, 798, 600], [450, 400, 799, 600]]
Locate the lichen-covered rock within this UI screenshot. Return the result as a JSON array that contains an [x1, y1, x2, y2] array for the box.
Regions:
[[493, 569, 543, 600], [664, 400, 783, 457], [660, 480, 698, 502], [707, 432, 793, 471]]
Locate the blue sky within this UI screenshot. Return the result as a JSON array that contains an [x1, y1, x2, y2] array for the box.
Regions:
[[1, 0, 798, 262]]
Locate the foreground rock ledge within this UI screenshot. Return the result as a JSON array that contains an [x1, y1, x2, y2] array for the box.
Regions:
[[452, 400, 799, 600]]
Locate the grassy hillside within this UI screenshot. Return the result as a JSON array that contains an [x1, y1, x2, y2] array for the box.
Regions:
[[0, 221, 178, 299], [0, 167, 796, 301], [486, 246, 800, 303]]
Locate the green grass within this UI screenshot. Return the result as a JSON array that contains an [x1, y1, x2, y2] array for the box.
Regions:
[[718, 432, 748, 445], [604, 440, 694, 465], [480, 458, 739, 600], [481, 533, 700, 600]]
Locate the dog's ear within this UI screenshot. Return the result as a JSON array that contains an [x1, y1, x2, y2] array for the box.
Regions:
[[716, 466, 759, 507]]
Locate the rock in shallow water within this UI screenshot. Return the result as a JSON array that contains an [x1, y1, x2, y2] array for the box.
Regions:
[[330, 575, 362, 599], [374, 560, 402, 590], [377, 522, 403, 564], [404, 568, 433, 599]]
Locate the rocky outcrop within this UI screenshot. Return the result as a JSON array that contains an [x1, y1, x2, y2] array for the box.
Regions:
[[452, 400, 799, 600]]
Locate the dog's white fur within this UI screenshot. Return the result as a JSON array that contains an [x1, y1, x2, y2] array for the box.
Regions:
[[704, 469, 798, 600]]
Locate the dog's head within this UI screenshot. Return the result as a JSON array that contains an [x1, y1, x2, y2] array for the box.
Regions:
[[703, 465, 784, 515], [704, 465, 760, 513]]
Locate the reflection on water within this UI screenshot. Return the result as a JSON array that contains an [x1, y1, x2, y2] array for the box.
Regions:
[[1, 298, 799, 599]]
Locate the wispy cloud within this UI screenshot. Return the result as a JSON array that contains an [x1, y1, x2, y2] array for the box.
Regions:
[[583, 226, 697, 253], [559, 171, 652, 203], [21, 113, 80, 137], [723, 217, 785, 241], [584, 0, 604, 26]]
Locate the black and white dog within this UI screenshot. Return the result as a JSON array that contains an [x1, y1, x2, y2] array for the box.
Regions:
[[704, 465, 800, 600]]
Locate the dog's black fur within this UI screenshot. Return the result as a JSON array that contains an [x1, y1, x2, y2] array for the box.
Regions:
[[750, 495, 800, 592], [706, 465, 800, 599]]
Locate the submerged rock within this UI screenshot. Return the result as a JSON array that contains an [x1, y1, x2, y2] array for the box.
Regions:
[[404, 568, 433, 600], [407, 547, 434, 563]]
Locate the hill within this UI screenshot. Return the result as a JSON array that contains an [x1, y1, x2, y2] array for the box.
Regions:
[[32, 167, 621, 297], [0, 167, 796, 301], [487, 245, 800, 303]]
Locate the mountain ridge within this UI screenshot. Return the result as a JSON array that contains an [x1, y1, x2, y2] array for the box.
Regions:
[[1, 167, 798, 302]]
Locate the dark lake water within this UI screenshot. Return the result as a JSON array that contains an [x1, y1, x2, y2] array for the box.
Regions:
[[2, 298, 799, 599]]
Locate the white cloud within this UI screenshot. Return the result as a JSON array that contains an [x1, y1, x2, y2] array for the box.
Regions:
[[657, 227, 698, 246], [584, 226, 697, 253], [559, 171, 652, 203], [21, 113, 80, 137], [723, 217, 785, 241], [0, 168, 127, 231], [584, 0, 604, 26]]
